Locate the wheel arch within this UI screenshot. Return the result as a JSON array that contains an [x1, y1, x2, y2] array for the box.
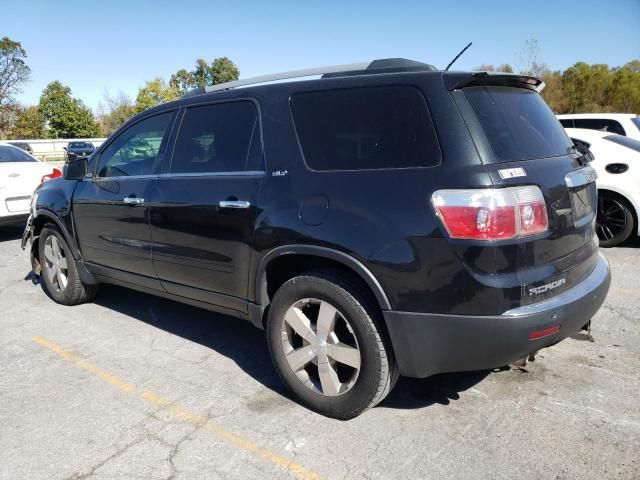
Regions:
[[253, 245, 391, 327], [32, 209, 81, 260]]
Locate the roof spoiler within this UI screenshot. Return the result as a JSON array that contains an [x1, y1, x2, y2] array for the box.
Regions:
[[444, 72, 545, 92]]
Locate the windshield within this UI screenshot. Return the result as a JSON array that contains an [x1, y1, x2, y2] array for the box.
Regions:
[[0, 145, 37, 162], [605, 134, 640, 153], [69, 142, 93, 148], [465, 86, 573, 162]]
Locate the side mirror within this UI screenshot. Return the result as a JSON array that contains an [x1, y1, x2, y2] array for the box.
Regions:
[[63, 157, 88, 180]]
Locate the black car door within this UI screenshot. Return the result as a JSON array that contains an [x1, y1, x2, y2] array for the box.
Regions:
[[73, 111, 176, 287], [149, 100, 263, 313]]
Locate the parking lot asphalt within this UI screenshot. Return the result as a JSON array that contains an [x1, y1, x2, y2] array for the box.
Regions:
[[0, 224, 638, 480]]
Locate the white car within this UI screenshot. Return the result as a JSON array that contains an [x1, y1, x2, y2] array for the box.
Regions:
[[558, 114, 640, 141], [565, 128, 640, 247], [0, 144, 61, 226]]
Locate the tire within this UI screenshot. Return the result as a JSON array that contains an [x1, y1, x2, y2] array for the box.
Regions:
[[266, 270, 398, 419], [596, 192, 635, 247], [39, 225, 97, 305]]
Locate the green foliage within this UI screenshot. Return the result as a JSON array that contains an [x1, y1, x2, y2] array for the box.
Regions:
[[134, 77, 179, 113], [39, 81, 100, 138], [10, 105, 45, 138], [498, 64, 513, 73], [169, 57, 240, 95]]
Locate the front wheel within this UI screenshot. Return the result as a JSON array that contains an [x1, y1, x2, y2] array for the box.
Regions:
[[596, 193, 635, 247], [39, 226, 97, 305], [266, 271, 398, 419]]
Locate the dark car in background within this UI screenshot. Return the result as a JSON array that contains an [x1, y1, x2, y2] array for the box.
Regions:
[[7, 141, 34, 155], [64, 141, 95, 161], [23, 58, 611, 419]]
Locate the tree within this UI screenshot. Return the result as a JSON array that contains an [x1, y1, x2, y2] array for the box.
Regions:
[[0, 37, 30, 108], [134, 78, 179, 113], [10, 105, 45, 138], [97, 89, 135, 135], [517, 38, 549, 77], [169, 57, 240, 95], [608, 66, 640, 112], [497, 64, 513, 73], [39, 81, 100, 138]]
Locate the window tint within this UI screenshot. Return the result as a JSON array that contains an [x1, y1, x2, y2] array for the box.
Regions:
[[291, 86, 441, 171], [171, 101, 261, 173], [573, 118, 626, 136], [465, 86, 573, 162], [96, 113, 172, 177], [0, 145, 37, 163], [559, 119, 574, 128], [605, 134, 640, 153]]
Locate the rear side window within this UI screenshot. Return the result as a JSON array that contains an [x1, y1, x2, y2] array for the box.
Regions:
[[291, 86, 441, 171], [573, 118, 626, 136], [465, 86, 573, 162], [171, 101, 261, 174], [558, 119, 574, 128]]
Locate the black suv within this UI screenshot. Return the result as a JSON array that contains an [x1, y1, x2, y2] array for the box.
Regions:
[[22, 58, 611, 419]]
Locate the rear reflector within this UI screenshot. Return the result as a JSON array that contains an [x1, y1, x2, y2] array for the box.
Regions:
[[432, 186, 548, 240], [528, 325, 560, 340]]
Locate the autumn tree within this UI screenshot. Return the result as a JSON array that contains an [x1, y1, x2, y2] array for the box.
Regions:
[[134, 78, 179, 113], [10, 105, 45, 138], [98, 89, 135, 135]]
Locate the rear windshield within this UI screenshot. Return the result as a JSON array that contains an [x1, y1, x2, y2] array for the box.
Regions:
[[0, 145, 37, 162], [605, 134, 640, 153], [465, 86, 573, 162], [291, 86, 441, 171]]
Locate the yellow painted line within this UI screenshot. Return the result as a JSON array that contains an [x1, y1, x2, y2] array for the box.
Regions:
[[32, 336, 320, 480]]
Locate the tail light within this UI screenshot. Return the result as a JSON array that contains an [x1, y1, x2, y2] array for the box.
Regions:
[[41, 168, 62, 183], [432, 186, 548, 241]]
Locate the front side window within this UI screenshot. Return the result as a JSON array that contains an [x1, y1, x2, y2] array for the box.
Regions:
[[170, 101, 261, 174], [465, 86, 573, 162], [291, 86, 441, 171], [96, 113, 172, 177], [573, 118, 626, 136]]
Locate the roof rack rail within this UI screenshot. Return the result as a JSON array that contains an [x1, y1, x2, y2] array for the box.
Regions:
[[200, 58, 436, 94]]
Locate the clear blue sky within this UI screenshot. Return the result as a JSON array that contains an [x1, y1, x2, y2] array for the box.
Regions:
[[4, 0, 640, 111]]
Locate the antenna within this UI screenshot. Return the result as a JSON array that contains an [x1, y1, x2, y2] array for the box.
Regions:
[[445, 42, 473, 71]]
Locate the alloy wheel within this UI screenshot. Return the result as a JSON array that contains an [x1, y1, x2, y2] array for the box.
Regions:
[[280, 298, 361, 396], [596, 196, 628, 242], [44, 235, 68, 293]]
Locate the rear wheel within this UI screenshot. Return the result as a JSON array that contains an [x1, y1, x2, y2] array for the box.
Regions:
[[266, 270, 398, 419], [39, 226, 97, 305], [596, 193, 634, 247]]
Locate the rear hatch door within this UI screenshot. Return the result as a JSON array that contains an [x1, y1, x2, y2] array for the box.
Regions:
[[451, 76, 599, 308]]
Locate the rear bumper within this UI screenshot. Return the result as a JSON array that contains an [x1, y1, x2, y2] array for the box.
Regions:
[[383, 253, 611, 378]]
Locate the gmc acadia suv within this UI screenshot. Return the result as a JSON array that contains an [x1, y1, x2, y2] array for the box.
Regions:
[[22, 58, 611, 419]]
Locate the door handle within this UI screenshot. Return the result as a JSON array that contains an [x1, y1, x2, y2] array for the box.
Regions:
[[123, 196, 144, 205], [218, 200, 251, 209]]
